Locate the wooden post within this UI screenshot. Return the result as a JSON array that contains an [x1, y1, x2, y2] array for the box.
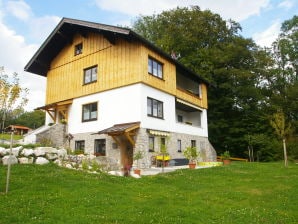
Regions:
[[5, 129, 14, 194]]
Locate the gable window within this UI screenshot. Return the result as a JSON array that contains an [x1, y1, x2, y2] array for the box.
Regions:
[[149, 136, 155, 152], [148, 57, 163, 79], [147, 97, 163, 119], [94, 139, 106, 156], [82, 102, 97, 122], [75, 140, 85, 152], [74, 43, 83, 55], [84, 66, 97, 84]]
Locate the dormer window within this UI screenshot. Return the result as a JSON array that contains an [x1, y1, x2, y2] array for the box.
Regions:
[[75, 43, 83, 55]]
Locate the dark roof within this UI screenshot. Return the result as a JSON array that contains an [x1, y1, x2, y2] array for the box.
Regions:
[[95, 122, 141, 135], [24, 17, 209, 84]]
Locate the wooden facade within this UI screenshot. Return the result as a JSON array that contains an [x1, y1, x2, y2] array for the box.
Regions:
[[45, 31, 207, 110]]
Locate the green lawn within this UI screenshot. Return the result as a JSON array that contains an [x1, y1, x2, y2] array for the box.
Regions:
[[0, 162, 297, 223]]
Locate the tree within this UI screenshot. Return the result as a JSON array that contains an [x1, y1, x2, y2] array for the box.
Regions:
[[270, 111, 292, 167], [12, 110, 45, 129], [0, 67, 29, 131], [133, 6, 265, 157]]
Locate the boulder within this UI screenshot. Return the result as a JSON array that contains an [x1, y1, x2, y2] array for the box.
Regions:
[[2, 155, 18, 165], [12, 146, 22, 156], [34, 148, 46, 157], [46, 153, 58, 161], [22, 148, 34, 157], [0, 147, 7, 156], [57, 148, 67, 159], [18, 157, 29, 164], [43, 147, 58, 154], [35, 157, 49, 165]]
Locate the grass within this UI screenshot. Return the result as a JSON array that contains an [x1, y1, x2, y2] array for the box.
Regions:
[[0, 162, 297, 223], [0, 133, 23, 141]]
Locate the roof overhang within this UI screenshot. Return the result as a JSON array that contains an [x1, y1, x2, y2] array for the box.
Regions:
[[95, 122, 141, 147]]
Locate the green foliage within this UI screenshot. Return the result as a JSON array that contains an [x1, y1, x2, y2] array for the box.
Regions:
[[221, 151, 231, 159], [12, 110, 45, 129], [183, 146, 199, 163], [0, 163, 297, 223], [39, 137, 53, 147], [133, 7, 298, 161], [0, 69, 29, 130]]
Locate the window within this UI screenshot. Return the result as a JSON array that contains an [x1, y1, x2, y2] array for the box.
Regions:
[[74, 43, 83, 55], [148, 57, 163, 79], [82, 102, 97, 122], [84, 66, 97, 84], [177, 115, 183, 123], [147, 97, 163, 119], [191, 140, 196, 148], [75, 140, 85, 151], [94, 139, 106, 156], [177, 140, 182, 152], [149, 136, 154, 152], [160, 137, 166, 151]]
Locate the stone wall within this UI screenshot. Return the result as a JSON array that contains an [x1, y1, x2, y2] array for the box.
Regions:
[[36, 124, 66, 147]]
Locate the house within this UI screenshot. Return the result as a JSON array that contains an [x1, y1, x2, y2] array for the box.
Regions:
[[24, 18, 216, 168]]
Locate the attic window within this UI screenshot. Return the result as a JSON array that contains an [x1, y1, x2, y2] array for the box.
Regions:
[[75, 43, 83, 55], [148, 57, 163, 79]]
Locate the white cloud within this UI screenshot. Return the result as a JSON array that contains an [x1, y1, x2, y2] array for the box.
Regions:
[[0, 1, 58, 111], [253, 21, 280, 47], [6, 0, 32, 21], [28, 15, 61, 42], [0, 20, 46, 111], [278, 0, 294, 10], [95, 0, 270, 22]]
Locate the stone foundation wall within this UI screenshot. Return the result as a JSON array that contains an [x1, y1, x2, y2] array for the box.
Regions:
[[36, 124, 66, 148], [64, 128, 217, 168]]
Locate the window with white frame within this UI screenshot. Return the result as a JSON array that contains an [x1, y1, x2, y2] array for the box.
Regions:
[[82, 102, 97, 122], [147, 97, 163, 119]]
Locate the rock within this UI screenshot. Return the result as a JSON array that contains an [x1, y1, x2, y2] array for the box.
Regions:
[[57, 148, 67, 159], [0, 147, 7, 156], [12, 146, 23, 156], [46, 153, 58, 161], [43, 147, 58, 154], [2, 155, 18, 165], [18, 157, 29, 164], [65, 163, 72, 169], [35, 157, 49, 165], [130, 173, 141, 178], [34, 148, 46, 157], [22, 148, 34, 157]]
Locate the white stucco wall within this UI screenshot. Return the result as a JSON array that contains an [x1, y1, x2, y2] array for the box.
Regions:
[[55, 83, 208, 137]]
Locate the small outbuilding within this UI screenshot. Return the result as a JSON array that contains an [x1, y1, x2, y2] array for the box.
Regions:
[[5, 125, 31, 135]]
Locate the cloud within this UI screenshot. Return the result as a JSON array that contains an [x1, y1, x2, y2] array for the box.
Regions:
[[278, 0, 295, 10], [0, 19, 46, 111], [0, 1, 61, 110], [6, 0, 32, 21], [95, 0, 270, 22], [253, 21, 280, 47], [28, 15, 61, 42]]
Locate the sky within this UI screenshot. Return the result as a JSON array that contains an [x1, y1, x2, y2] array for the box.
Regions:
[[0, 0, 297, 111]]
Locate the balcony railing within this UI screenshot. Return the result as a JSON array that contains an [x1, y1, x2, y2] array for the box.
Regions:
[[176, 87, 204, 108]]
